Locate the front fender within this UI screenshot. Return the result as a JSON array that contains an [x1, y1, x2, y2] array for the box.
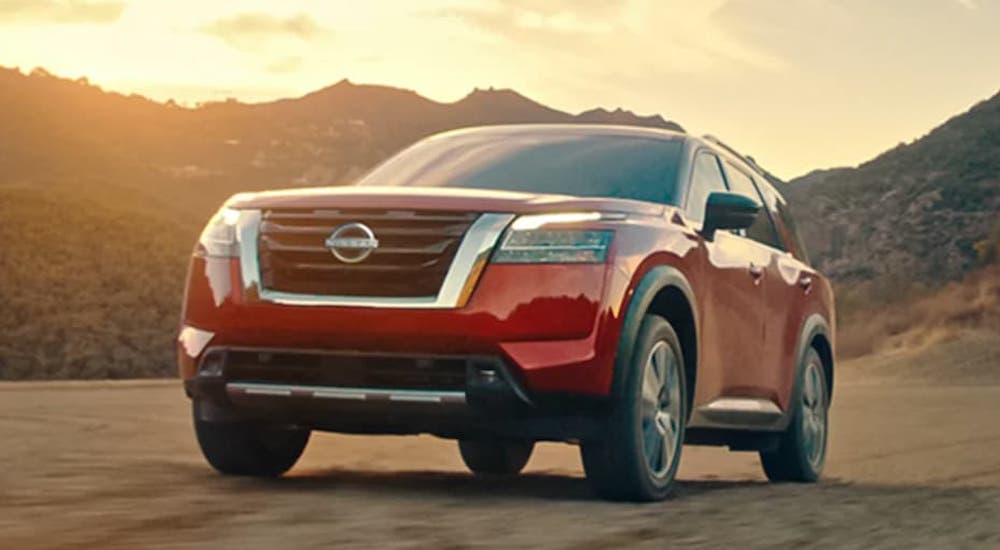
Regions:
[[610, 265, 697, 399]]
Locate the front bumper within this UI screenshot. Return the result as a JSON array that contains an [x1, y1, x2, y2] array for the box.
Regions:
[[184, 346, 606, 440], [179, 255, 626, 399]]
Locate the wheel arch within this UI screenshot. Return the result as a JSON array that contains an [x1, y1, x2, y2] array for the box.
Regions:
[[793, 314, 834, 405], [611, 265, 699, 404], [809, 329, 835, 402]]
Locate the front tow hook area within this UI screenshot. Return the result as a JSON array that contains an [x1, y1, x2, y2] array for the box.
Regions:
[[465, 359, 534, 413]]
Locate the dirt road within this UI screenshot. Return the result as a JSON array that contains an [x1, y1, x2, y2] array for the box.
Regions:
[[3, 339, 1000, 549]]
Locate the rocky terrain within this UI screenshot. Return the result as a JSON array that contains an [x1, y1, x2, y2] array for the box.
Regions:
[[782, 91, 1000, 286]]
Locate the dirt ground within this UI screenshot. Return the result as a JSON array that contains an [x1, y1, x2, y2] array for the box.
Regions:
[[3, 335, 1000, 549]]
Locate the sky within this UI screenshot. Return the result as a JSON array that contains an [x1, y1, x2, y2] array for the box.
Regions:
[[2, 0, 999, 179]]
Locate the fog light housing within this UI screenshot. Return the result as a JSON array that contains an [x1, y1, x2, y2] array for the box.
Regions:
[[198, 350, 226, 378]]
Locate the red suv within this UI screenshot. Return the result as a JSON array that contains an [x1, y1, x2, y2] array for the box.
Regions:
[[179, 125, 835, 501]]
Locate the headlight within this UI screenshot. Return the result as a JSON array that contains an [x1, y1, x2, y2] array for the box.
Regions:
[[195, 207, 243, 258], [492, 212, 617, 264]]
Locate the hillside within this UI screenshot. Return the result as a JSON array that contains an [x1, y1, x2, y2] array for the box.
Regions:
[[783, 91, 1000, 286], [0, 68, 682, 193], [0, 180, 194, 379], [836, 264, 1000, 359]]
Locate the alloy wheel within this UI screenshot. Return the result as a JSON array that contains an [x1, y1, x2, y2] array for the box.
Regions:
[[800, 360, 827, 470], [640, 340, 683, 478]]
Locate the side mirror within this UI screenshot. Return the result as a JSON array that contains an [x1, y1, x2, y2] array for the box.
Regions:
[[700, 192, 761, 241]]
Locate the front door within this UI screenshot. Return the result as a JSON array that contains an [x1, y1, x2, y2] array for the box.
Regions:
[[684, 151, 769, 408]]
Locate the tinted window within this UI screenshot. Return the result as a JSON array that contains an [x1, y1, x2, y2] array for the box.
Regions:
[[768, 186, 810, 263], [358, 132, 685, 204], [686, 152, 728, 223], [722, 162, 784, 250]]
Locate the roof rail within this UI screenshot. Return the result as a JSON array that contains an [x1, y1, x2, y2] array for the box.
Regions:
[[702, 134, 767, 176]]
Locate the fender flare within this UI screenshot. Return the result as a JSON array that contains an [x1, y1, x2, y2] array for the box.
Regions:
[[610, 265, 697, 399]]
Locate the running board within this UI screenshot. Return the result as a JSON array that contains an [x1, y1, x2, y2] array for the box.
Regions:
[[688, 397, 787, 431], [226, 382, 467, 406]]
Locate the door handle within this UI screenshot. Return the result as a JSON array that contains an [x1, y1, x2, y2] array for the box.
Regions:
[[749, 263, 764, 284]]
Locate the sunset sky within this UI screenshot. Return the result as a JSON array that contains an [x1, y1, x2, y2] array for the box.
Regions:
[[2, 0, 999, 178]]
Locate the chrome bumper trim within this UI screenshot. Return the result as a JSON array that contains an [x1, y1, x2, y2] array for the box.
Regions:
[[243, 386, 292, 397], [226, 382, 467, 405], [236, 210, 515, 309]]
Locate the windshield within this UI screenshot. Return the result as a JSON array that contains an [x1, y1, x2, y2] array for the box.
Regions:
[[357, 131, 685, 205]]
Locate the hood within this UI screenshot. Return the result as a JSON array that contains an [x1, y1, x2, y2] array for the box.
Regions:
[[225, 185, 666, 217]]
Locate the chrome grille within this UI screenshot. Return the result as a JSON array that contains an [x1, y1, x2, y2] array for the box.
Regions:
[[258, 209, 479, 297]]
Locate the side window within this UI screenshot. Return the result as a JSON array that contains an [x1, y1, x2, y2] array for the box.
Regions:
[[722, 162, 784, 250], [686, 152, 728, 224], [769, 189, 811, 263]]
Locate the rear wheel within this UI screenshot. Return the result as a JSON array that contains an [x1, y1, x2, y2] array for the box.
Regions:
[[581, 315, 687, 501], [458, 438, 534, 475], [193, 400, 310, 477], [760, 348, 828, 482]]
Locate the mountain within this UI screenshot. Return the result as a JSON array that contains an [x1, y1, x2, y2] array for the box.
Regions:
[[783, 91, 1000, 286], [0, 68, 683, 196], [576, 107, 679, 129]]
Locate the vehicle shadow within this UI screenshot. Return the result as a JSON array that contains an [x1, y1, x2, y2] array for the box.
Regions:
[[251, 467, 771, 502]]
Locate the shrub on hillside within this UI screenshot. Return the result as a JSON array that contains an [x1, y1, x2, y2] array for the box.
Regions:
[[973, 222, 1000, 265]]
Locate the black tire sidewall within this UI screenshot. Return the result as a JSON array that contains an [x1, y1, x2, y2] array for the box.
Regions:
[[458, 438, 534, 475], [760, 347, 828, 482], [791, 349, 828, 479], [192, 400, 309, 477], [614, 315, 690, 500]]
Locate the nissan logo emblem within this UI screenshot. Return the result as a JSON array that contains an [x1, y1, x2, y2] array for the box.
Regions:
[[325, 222, 379, 263]]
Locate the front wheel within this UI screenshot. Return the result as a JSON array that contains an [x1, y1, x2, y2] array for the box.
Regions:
[[581, 315, 688, 501], [760, 348, 829, 482], [193, 400, 310, 477]]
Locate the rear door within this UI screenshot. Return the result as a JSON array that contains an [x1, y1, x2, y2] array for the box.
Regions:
[[684, 151, 770, 408], [750, 180, 818, 411]]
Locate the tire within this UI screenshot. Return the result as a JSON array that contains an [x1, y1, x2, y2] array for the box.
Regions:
[[193, 400, 310, 477], [760, 348, 829, 482], [458, 438, 535, 475], [580, 314, 688, 501]]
